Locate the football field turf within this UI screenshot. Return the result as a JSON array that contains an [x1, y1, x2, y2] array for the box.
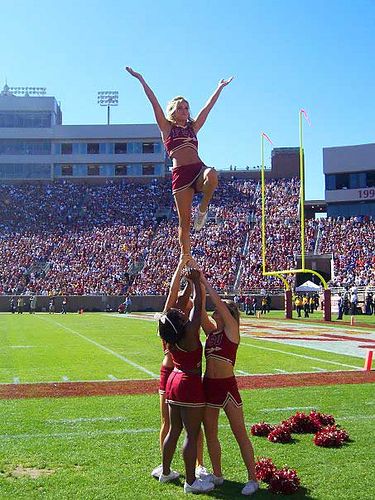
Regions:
[[0, 312, 374, 499], [0, 312, 369, 384]]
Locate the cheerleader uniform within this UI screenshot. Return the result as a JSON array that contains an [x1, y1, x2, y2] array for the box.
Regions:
[[165, 342, 205, 407], [159, 339, 174, 395], [164, 124, 207, 194], [204, 330, 242, 408]]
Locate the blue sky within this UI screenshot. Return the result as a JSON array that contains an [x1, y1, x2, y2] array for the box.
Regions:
[[1, 0, 375, 199]]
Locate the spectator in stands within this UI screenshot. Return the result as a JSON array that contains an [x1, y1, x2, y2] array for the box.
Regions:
[[261, 296, 267, 314], [10, 296, 16, 313], [29, 295, 37, 314], [266, 294, 271, 313], [17, 296, 24, 314], [0, 179, 374, 297], [125, 66, 232, 256], [61, 296, 67, 314], [303, 295, 309, 318], [48, 296, 56, 314], [337, 293, 344, 320], [295, 295, 302, 318]]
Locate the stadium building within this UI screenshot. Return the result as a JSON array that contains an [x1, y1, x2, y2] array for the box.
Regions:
[[324, 143, 375, 217], [0, 84, 165, 182]]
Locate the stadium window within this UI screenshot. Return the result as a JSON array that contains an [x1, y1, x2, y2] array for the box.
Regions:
[[87, 164, 100, 176], [325, 175, 336, 190], [367, 171, 375, 187], [61, 143, 73, 155], [61, 164, 73, 176], [115, 164, 127, 176], [115, 143, 127, 154], [87, 143, 100, 154], [142, 164, 155, 176], [335, 173, 349, 189], [142, 142, 154, 153], [349, 173, 360, 189]]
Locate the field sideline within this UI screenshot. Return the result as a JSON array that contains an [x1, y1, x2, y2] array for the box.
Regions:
[[0, 313, 374, 499], [1, 312, 373, 388]]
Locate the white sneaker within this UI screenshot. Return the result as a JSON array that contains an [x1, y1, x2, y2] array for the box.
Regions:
[[202, 473, 224, 485], [241, 480, 259, 496], [159, 470, 180, 483], [195, 465, 208, 478], [194, 209, 208, 231], [151, 464, 163, 479], [184, 478, 215, 494]]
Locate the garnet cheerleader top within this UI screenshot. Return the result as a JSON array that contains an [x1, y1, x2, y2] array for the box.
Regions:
[[164, 124, 198, 158], [205, 330, 238, 365], [170, 342, 203, 372]]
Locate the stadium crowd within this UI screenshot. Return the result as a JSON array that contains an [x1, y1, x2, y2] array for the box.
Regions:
[[0, 177, 374, 296]]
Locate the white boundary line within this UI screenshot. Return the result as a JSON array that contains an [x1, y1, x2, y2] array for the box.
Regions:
[[0, 428, 159, 440], [46, 416, 127, 424], [2, 416, 374, 441], [38, 316, 159, 378], [260, 406, 317, 412], [240, 342, 362, 370]]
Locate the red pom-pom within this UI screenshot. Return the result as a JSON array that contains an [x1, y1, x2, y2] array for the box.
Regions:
[[268, 425, 292, 443], [251, 422, 275, 437], [313, 425, 349, 447], [255, 458, 277, 483], [287, 412, 320, 433], [268, 467, 300, 494], [309, 410, 335, 428]]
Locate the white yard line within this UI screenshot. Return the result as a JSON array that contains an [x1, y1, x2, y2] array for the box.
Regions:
[[108, 374, 118, 381], [241, 319, 375, 335], [100, 313, 155, 322], [240, 342, 361, 370], [45, 416, 127, 424], [1, 423, 232, 441], [339, 415, 375, 421], [236, 370, 252, 376], [312, 367, 327, 372], [62, 376, 70, 382], [260, 406, 317, 412], [13, 377, 20, 384], [274, 368, 289, 373], [0, 428, 159, 440], [2, 415, 374, 441], [39, 317, 158, 379]]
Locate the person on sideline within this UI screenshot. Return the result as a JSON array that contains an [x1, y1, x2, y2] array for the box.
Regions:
[[196, 267, 259, 496], [152, 255, 206, 481], [157, 266, 214, 494], [125, 66, 232, 257]]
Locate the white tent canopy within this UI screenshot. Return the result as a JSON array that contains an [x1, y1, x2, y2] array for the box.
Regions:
[[296, 280, 321, 292]]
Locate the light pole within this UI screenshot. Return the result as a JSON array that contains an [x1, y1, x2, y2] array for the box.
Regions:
[[97, 91, 119, 125], [5, 86, 47, 96]]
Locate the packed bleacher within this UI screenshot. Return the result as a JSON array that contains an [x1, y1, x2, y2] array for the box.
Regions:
[[0, 177, 374, 296]]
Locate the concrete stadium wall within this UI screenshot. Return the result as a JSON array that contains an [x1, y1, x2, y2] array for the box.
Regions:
[[0, 294, 286, 313]]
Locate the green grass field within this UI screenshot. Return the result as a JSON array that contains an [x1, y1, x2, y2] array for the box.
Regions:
[[0, 384, 374, 499], [0, 313, 374, 499], [0, 313, 368, 384]]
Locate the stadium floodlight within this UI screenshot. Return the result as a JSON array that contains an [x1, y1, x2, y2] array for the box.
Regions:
[[97, 90, 119, 125], [8, 86, 47, 96]]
